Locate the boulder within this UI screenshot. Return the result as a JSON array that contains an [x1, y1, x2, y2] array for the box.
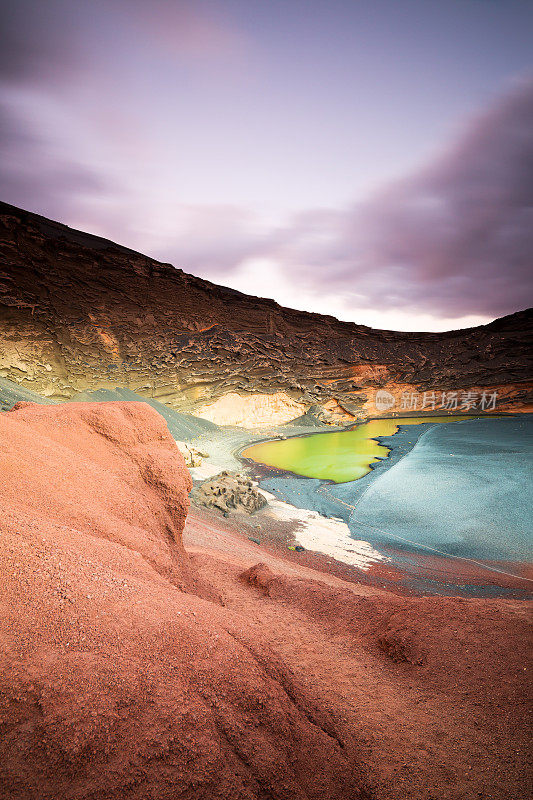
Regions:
[[192, 470, 268, 515]]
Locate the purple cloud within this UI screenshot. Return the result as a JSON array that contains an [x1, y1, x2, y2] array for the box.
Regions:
[[252, 78, 533, 318], [0, 103, 112, 220], [0, 1, 81, 86], [0, 0, 531, 327]]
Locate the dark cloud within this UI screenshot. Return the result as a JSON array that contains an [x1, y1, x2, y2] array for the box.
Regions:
[[256, 78, 533, 318], [0, 103, 111, 220], [0, 1, 81, 86], [0, 0, 246, 89]]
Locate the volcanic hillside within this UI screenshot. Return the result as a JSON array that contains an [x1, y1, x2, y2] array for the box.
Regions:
[[1, 201, 531, 421], [1, 400, 531, 800]]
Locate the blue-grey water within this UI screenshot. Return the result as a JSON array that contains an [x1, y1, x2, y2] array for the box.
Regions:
[[349, 416, 533, 562], [258, 416, 533, 591]]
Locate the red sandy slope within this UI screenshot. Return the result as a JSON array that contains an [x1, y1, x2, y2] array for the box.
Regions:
[[0, 402, 365, 800], [0, 402, 531, 800]]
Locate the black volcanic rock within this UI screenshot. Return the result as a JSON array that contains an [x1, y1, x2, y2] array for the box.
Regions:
[[0, 201, 531, 417]]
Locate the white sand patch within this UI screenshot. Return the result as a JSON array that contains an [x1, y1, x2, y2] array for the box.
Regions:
[[189, 460, 228, 481], [259, 489, 386, 570], [184, 431, 385, 571]]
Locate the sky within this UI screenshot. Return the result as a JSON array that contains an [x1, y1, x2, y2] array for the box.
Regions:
[[1, 0, 532, 331]]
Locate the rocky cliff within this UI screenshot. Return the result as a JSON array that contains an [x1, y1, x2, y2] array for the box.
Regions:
[[1, 201, 531, 422]]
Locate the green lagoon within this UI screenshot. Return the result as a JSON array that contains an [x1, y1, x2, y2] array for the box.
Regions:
[[242, 416, 473, 483]]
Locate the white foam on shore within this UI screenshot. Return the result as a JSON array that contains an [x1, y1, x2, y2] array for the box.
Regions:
[[259, 489, 385, 570]]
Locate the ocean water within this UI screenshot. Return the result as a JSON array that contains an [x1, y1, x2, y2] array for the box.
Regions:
[[348, 416, 533, 562]]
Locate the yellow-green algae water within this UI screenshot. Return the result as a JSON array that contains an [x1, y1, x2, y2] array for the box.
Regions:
[[242, 416, 473, 484]]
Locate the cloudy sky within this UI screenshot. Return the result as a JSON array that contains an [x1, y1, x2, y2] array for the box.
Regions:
[[1, 0, 532, 330]]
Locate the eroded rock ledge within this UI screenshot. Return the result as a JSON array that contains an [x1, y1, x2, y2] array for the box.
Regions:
[[1, 201, 531, 420], [192, 471, 268, 515]]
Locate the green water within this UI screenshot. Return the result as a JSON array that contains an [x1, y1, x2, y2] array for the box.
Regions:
[[242, 416, 473, 483]]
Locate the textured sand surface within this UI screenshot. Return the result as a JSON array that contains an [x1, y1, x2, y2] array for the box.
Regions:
[[350, 416, 533, 561], [1, 402, 531, 800], [0, 402, 366, 800]]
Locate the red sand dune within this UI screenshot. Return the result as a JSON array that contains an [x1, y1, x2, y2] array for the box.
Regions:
[[0, 402, 530, 800]]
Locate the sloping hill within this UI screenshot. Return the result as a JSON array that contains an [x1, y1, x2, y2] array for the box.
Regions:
[[0, 376, 58, 410], [0, 201, 531, 419], [0, 401, 365, 800], [71, 386, 219, 439]]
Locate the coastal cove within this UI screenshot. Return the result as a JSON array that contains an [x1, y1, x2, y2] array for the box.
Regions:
[[1, 377, 530, 598], [242, 414, 533, 598], [1, 8, 533, 789]]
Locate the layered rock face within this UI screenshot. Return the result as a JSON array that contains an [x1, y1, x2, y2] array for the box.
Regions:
[[196, 390, 307, 426], [0, 402, 364, 800], [0, 201, 532, 421]]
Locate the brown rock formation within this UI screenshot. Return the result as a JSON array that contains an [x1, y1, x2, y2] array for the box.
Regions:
[[0, 201, 531, 418], [192, 471, 268, 515], [0, 402, 364, 799]]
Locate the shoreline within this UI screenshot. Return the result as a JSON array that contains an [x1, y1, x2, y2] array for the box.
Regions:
[[185, 502, 533, 600], [190, 413, 532, 599], [1, 383, 529, 599]]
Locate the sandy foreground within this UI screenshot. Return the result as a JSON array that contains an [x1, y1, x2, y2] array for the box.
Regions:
[[0, 401, 531, 800]]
